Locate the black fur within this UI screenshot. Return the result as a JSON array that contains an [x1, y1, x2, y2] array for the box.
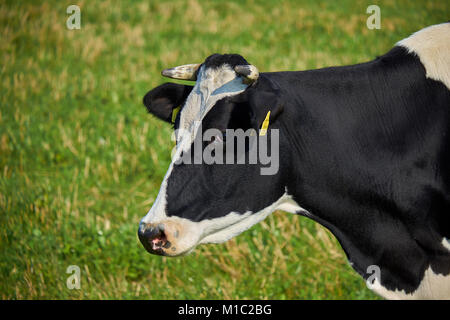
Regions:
[[143, 82, 192, 123], [203, 53, 249, 69], [269, 46, 450, 293], [143, 47, 450, 294]]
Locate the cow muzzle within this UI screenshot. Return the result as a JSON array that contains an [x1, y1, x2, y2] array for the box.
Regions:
[[138, 220, 191, 256]]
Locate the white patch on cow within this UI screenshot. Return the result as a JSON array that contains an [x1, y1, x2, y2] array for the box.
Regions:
[[199, 192, 305, 244], [442, 238, 450, 252], [397, 23, 450, 90], [370, 266, 450, 300], [277, 196, 306, 215], [141, 191, 306, 254], [142, 163, 173, 224], [176, 64, 248, 151]]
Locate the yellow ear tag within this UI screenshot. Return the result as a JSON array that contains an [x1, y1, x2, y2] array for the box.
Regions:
[[172, 106, 181, 123], [259, 111, 271, 136]]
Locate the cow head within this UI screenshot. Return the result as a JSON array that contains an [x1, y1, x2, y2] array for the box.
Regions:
[[138, 54, 292, 256]]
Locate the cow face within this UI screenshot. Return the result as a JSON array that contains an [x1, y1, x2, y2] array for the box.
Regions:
[[138, 54, 290, 256]]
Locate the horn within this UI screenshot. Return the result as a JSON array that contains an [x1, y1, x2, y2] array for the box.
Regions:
[[234, 64, 259, 84], [161, 63, 201, 81]]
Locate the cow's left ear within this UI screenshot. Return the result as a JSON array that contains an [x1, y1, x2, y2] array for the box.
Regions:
[[244, 76, 284, 132], [143, 83, 193, 123]]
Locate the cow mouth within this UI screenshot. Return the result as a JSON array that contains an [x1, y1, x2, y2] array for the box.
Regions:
[[151, 231, 170, 251]]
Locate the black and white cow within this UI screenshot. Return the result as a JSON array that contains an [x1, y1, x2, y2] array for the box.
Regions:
[[138, 23, 450, 299]]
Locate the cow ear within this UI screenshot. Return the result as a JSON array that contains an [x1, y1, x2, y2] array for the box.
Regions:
[[143, 83, 193, 123], [245, 77, 284, 133]]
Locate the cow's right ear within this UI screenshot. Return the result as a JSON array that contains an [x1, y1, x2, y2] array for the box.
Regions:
[[143, 83, 193, 123]]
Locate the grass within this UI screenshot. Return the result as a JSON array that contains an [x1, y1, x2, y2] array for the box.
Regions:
[[0, 0, 448, 299]]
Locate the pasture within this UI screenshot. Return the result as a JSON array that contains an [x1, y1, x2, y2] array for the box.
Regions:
[[1, 0, 448, 299]]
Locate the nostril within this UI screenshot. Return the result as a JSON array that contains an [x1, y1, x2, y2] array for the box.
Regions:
[[138, 223, 171, 252]]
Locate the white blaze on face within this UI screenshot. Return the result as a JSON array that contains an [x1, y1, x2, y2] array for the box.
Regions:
[[177, 64, 248, 148]]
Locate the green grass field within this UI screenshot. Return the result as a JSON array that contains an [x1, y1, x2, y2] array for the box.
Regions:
[[1, 0, 448, 299]]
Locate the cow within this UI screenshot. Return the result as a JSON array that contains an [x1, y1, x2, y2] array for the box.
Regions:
[[138, 23, 450, 299]]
